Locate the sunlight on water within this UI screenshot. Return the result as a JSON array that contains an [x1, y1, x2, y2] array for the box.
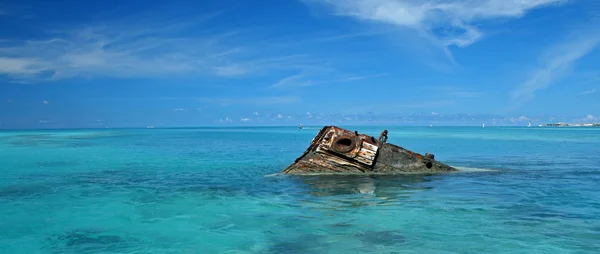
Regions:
[[1, 127, 599, 253]]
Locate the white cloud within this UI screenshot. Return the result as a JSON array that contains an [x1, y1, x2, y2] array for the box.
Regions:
[[173, 108, 185, 112], [269, 73, 322, 88], [277, 114, 284, 119], [0, 12, 326, 83], [271, 74, 307, 87], [219, 116, 232, 123], [42, 100, 49, 104], [581, 88, 596, 95], [305, 0, 565, 62], [240, 117, 251, 122], [0, 57, 46, 75], [583, 114, 599, 122], [270, 69, 387, 88], [511, 32, 600, 107], [253, 112, 260, 116]]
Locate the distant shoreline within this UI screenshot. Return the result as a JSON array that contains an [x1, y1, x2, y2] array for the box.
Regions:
[[539, 122, 600, 127]]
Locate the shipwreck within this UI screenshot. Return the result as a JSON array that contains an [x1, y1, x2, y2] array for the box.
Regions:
[[283, 126, 458, 174]]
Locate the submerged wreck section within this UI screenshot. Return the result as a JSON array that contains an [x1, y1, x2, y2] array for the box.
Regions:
[[282, 126, 457, 174]]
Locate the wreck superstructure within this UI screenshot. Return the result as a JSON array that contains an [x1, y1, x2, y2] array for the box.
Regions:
[[283, 126, 458, 174]]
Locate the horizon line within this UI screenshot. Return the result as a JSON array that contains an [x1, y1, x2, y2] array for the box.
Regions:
[[2, 124, 599, 131]]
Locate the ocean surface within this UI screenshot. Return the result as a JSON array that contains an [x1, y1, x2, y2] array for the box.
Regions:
[[1, 126, 599, 253]]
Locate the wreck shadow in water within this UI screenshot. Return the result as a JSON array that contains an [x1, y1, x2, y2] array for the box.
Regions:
[[290, 174, 435, 195], [280, 174, 442, 210]]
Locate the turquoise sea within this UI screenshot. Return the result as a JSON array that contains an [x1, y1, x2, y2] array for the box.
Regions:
[[1, 126, 599, 253]]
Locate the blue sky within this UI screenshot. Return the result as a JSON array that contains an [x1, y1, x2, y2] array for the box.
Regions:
[[1, 0, 599, 128]]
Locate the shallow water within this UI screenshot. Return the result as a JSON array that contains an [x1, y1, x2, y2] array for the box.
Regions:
[[1, 126, 599, 253]]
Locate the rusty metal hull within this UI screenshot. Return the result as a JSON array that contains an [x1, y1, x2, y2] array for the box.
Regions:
[[282, 126, 458, 174]]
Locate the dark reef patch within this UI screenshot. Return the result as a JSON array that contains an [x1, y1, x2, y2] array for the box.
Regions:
[[44, 228, 138, 253], [0, 182, 62, 200], [267, 234, 327, 254], [62, 142, 95, 148], [353, 230, 406, 246], [329, 222, 353, 228]]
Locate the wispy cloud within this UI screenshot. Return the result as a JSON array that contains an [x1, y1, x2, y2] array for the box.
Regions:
[[262, 29, 393, 48], [581, 88, 596, 95], [582, 114, 599, 122], [0, 11, 326, 83], [338, 73, 389, 82], [303, 0, 565, 64], [219, 116, 232, 123], [511, 33, 600, 107], [304, 30, 389, 43], [269, 72, 388, 88], [271, 74, 310, 88]]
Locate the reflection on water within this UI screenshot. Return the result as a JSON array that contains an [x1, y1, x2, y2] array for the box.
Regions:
[[293, 174, 434, 196], [285, 174, 439, 211]]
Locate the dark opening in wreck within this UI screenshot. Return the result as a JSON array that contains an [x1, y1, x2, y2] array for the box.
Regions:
[[282, 126, 458, 174]]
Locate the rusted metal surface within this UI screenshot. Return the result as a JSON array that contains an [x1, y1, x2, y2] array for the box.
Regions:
[[282, 126, 458, 174]]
